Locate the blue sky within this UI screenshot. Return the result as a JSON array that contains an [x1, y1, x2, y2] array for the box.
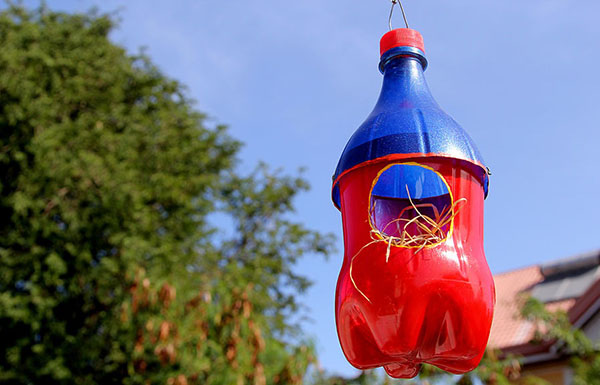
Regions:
[[29, 0, 600, 377]]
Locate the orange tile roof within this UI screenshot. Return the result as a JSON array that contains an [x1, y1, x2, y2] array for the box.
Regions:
[[488, 266, 577, 349]]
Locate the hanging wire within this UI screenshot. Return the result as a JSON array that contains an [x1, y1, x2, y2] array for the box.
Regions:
[[389, 0, 409, 31]]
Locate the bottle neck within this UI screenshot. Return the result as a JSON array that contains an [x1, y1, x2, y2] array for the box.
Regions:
[[379, 46, 428, 73], [375, 54, 436, 109]]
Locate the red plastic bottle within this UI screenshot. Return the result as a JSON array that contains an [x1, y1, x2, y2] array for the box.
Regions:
[[331, 29, 495, 378]]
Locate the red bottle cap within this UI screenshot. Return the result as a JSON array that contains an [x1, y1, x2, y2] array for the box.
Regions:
[[380, 28, 425, 56]]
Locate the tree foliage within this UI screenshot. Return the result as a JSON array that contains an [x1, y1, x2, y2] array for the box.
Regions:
[[0, 3, 333, 384], [521, 297, 600, 385]]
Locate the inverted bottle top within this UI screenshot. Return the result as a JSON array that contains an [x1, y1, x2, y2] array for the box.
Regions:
[[331, 28, 489, 210]]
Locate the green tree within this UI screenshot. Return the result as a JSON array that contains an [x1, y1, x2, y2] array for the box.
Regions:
[[521, 297, 600, 385], [0, 3, 333, 384]]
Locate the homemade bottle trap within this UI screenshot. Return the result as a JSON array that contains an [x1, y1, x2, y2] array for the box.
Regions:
[[331, 1, 495, 379]]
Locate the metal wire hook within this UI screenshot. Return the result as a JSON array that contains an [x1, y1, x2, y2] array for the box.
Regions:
[[389, 0, 409, 31]]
